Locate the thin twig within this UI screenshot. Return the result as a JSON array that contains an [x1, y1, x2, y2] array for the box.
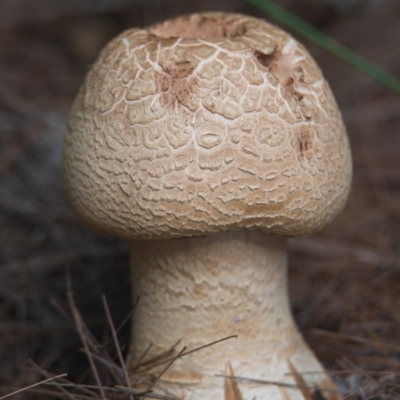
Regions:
[[114, 386, 182, 400], [116, 295, 140, 335], [97, 295, 140, 354], [339, 358, 396, 400], [215, 374, 344, 394], [66, 270, 107, 400], [131, 342, 154, 370], [102, 294, 134, 400], [79, 347, 125, 376], [179, 335, 238, 358], [135, 339, 181, 369], [311, 328, 400, 352], [143, 346, 187, 399], [286, 369, 400, 376], [51, 297, 123, 384], [43, 381, 145, 394], [138, 335, 237, 371], [28, 360, 86, 400], [0, 373, 67, 399], [0, 388, 91, 400], [287, 359, 316, 400]]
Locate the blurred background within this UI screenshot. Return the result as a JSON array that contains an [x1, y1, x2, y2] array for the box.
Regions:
[[0, 0, 399, 398]]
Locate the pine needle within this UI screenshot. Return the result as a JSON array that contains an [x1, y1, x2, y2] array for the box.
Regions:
[[0, 374, 67, 399]]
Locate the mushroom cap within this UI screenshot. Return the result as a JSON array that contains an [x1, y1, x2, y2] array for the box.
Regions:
[[62, 12, 352, 239]]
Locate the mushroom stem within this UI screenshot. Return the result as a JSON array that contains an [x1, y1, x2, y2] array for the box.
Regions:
[[129, 230, 338, 400]]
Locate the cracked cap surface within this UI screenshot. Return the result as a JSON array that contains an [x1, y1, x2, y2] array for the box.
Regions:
[[62, 12, 352, 239]]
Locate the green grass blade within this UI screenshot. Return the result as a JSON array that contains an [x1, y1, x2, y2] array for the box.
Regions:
[[246, 0, 400, 95]]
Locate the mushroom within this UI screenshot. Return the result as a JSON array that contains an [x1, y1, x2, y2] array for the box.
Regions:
[[62, 12, 351, 400]]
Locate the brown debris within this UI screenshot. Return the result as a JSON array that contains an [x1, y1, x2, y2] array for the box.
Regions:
[[155, 61, 198, 109]]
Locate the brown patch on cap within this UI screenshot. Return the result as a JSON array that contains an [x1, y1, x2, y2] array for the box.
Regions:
[[155, 60, 198, 109], [255, 48, 305, 101], [299, 126, 315, 159], [254, 48, 279, 69]]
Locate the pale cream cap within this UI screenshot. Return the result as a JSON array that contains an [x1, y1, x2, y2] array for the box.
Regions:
[[62, 12, 352, 239]]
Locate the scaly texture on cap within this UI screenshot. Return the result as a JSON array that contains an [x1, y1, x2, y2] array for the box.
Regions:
[[62, 12, 352, 239]]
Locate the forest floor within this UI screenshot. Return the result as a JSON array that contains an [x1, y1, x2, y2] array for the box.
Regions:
[[0, 2, 400, 399]]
